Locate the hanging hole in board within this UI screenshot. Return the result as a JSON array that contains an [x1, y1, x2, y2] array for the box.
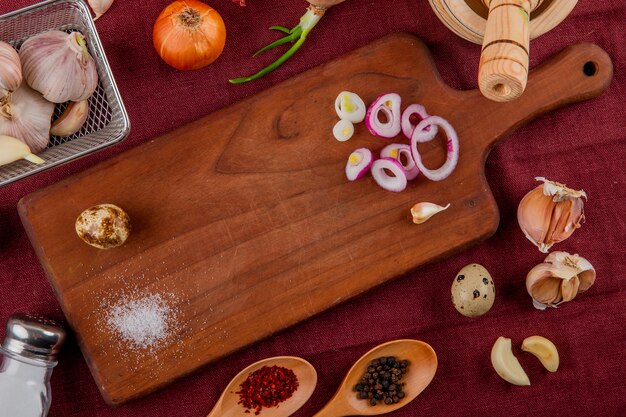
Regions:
[[583, 61, 598, 77]]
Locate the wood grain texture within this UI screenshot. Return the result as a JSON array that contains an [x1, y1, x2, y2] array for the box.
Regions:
[[17, 34, 612, 406], [479, 0, 534, 101], [428, 0, 577, 44]]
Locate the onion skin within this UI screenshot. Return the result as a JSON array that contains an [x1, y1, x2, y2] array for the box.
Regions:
[[153, 0, 226, 71], [307, 0, 346, 8]]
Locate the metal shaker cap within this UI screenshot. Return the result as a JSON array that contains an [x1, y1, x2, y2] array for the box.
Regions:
[[2, 314, 66, 364]]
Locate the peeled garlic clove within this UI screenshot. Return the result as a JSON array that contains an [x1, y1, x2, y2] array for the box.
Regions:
[[0, 135, 44, 167], [20, 30, 98, 103], [88, 0, 114, 20], [0, 41, 21, 96], [410, 202, 450, 224], [491, 336, 530, 386], [51, 100, 89, 137], [0, 84, 54, 153], [526, 251, 595, 310], [521, 335, 559, 372], [517, 177, 585, 253]]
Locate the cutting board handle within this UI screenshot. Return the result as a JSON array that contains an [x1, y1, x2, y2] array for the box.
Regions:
[[478, 42, 613, 148]]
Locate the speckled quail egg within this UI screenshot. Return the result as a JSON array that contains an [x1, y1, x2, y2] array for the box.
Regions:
[[451, 263, 495, 317], [75, 204, 131, 249]]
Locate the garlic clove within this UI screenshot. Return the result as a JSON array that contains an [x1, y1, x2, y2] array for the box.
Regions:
[[577, 267, 596, 293], [0, 134, 44, 167], [491, 336, 530, 386], [51, 100, 89, 137], [20, 30, 98, 103], [410, 202, 450, 224], [0, 41, 22, 96], [0, 83, 54, 153], [521, 335, 559, 373], [560, 275, 580, 302], [517, 177, 585, 253], [526, 264, 563, 305], [88, 0, 114, 20]]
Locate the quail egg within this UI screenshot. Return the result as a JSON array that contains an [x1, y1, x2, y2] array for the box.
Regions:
[[75, 204, 131, 249], [451, 263, 495, 317]]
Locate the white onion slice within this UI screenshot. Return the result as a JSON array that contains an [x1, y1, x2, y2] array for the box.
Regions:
[[335, 91, 366, 123], [333, 119, 354, 142], [371, 158, 407, 192], [345, 148, 373, 181], [365, 93, 401, 138], [410, 116, 460, 181], [401, 104, 438, 141], [380, 143, 420, 180]]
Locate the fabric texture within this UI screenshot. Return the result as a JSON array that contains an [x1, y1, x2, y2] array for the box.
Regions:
[[0, 0, 625, 416]]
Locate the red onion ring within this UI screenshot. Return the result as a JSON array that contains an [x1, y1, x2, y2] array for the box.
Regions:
[[380, 143, 420, 180], [345, 148, 374, 181], [401, 104, 438, 141], [365, 93, 401, 138], [410, 116, 459, 181], [371, 158, 408, 192]]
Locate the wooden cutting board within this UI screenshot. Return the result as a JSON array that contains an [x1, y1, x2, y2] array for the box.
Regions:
[[18, 34, 612, 406]]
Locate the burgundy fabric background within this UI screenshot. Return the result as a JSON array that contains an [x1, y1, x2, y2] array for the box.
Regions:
[[1, 0, 625, 416]]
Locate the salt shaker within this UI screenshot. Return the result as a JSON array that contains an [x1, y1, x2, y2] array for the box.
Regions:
[[0, 314, 65, 417]]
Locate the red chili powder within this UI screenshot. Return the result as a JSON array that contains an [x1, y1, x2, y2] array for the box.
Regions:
[[236, 365, 299, 415]]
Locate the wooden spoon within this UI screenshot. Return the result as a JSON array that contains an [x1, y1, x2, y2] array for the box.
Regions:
[[313, 340, 437, 416], [206, 356, 317, 417]]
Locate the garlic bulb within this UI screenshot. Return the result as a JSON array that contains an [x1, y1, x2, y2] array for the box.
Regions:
[[411, 202, 450, 224], [0, 41, 21, 97], [526, 251, 595, 310], [517, 177, 586, 253], [0, 84, 54, 153], [20, 30, 98, 103], [88, 0, 114, 20]]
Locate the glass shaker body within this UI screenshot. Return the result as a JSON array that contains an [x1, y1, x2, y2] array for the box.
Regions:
[[0, 348, 54, 417], [0, 314, 65, 417]]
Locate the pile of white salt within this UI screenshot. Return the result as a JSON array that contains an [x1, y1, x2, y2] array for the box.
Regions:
[[105, 293, 176, 350]]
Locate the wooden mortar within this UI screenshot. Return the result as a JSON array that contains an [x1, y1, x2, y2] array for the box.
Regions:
[[429, 0, 577, 101]]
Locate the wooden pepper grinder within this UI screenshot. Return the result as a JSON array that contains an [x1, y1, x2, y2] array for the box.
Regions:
[[429, 0, 578, 102]]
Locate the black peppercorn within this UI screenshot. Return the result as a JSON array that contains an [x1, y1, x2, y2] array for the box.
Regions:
[[353, 356, 410, 407]]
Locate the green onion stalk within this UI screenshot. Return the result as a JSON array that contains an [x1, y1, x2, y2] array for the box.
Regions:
[[229, 0, 347, 84]]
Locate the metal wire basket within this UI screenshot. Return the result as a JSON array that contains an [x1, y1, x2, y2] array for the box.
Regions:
[[0, 0, 130, 187]]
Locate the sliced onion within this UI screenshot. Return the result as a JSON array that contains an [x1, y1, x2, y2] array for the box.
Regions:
[[333, 119, 354, 142], [345, 148, 373, 181], [335, 91, 366, 123], [380, 143, 420, 180], [410, 116, 459, 181], [365, 93, 401, 138], [371, 158, 407, 192], [401, 104, 438, 141]]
